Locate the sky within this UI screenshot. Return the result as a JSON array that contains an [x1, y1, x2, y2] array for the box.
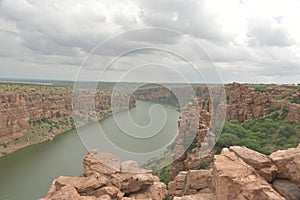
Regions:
[[0, 0, 300, 84]]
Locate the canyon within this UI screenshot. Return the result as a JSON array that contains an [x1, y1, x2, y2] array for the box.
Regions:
[[0, 81, 299, 199], [0, 82, 299, 156]]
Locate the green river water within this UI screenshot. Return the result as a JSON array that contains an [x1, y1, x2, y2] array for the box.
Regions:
[[0, 101, 179, 200]]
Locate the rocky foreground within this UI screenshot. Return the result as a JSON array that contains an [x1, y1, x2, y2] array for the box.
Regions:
[[42, 144, 300, 200]]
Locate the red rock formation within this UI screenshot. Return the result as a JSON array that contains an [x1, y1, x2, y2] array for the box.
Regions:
[[43, 145, 300, 200], [41, 151, 168, 200], [169, 145, 300, 200], [169, 97, 213, 180], [0, 85, 135, 143], [1, 82, 298, 143]]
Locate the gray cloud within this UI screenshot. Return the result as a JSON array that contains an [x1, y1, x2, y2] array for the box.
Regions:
[[0, 0, 299, 83], [247, 18, 294, 47], [135, 0, 232, 44]]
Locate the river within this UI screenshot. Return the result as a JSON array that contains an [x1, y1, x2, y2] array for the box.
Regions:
[[0, 101, 180, 200]]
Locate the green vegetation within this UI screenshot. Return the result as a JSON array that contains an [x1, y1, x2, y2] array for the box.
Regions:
[[199, 162, 209, 169], [153, 166, 170, 185], [290, 97, 300, 104], [56, 111, 61, 118], [267, 105, 289, 120], [276, 87, 300, 100], [215, 108, 300, 154], [254, 85, 268, 92], [0, 142, 8, 148]]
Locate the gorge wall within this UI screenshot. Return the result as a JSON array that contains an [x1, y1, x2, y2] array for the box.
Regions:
[[0, 84, 135, 143], [225, 83, 300, 122], [0, 82, 298, 151]]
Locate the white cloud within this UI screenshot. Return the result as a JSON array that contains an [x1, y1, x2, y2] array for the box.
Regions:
[[0, 0, 299, 83]]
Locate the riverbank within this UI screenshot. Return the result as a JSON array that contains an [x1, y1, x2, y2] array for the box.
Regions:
[[0, 109, 113, 157]]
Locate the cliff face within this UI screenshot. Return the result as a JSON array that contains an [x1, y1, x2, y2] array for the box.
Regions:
[[225, 83, 273, 122], [42, 144, 300, 200], [0, 82, 298, 147], [136, 83, 299, 123], [225, 83, 299, 122], [0, 90, 72, 142], [168, 83, 299, 182], [0, 85, 136, 143], [169, 97, 213, 180]]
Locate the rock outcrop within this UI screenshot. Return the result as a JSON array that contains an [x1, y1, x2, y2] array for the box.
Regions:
[[169, 144, 300, 200], [273, 179, 300, 200], [269, 144, 300, 186], [225, 83, 273, 122], [169, 97, 214, 180], [41, 151, 168, 200], [43, 144, 300, 200]]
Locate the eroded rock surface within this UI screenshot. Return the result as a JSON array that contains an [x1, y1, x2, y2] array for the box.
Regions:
[[270, 144, 300, 186], [42, 145, 300, 200], [41, 151, 167, 200]]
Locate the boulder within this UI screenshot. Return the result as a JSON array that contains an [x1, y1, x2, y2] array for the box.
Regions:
[[96, 194, 112, 200], [87, 186, 123, 199], [44, 185, 81, 200], [229, 146, 277, 182], [83, 152, 121, 176], [273, 179, 300, 200], [188, 169, 211, 191], [213, 148, 284, 200], [121, 173, 154, 194], [148, 182, 168, 200], [173, 193, 215, 200], [168, 171, 188, 197], [121, 160, 140, 173], [60, 186, 82, 200], [120, 160, 152, 174], [269, 144, 300, 186], [54, 173, 108, 193], [126, 182, 168, 200], [229, 146, 272, 169]]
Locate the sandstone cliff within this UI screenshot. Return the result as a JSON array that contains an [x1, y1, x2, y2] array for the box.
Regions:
[[0, 82, 298, 157], [0, 83, 136, 157], [225, 83, 299, 122]]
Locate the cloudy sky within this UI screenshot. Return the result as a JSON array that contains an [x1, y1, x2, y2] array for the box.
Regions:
[[0, 0, 300, 83]]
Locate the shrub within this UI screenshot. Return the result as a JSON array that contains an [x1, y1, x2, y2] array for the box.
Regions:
[[278, 126, 296, 138], [154, 166, 170, 185], [222, 122, 247, 138], [280, 106, 289, 120], [217, 133, 240, 149], [290, 97, 300, 104], [56, 111, 61, 118], [254, 86, 268, 92], [199, 162, 209, 169], [240, 138, 269, 154]]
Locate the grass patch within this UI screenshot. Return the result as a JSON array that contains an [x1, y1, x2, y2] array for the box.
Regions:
[[254, 85, 268, 93]]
